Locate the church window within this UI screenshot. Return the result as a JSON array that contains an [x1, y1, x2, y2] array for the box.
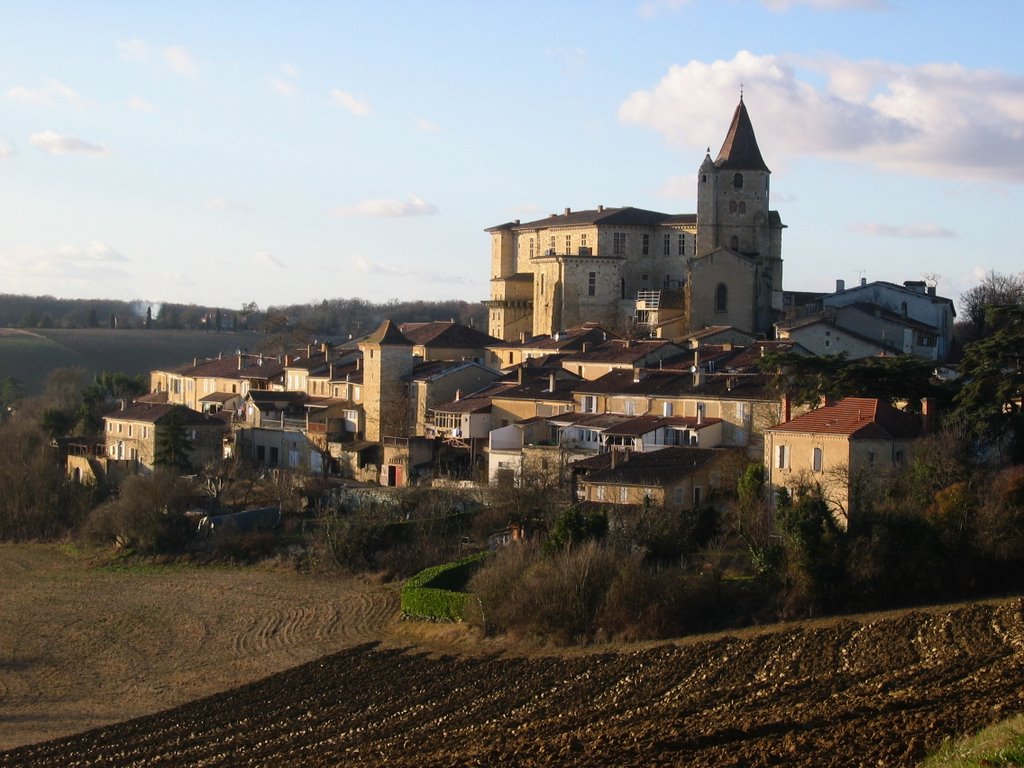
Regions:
[[715, 283, 728, 313], [739, 201, 747, 214], [733, 173, 743, 189], [588, 272, 597, 296], [663, 234, 670, 255], [813, 447, 823, 473], [730, 235, 739, 251], [729, 200, 737, 213], [613, 232, 627, 255], [642, 234, 650, 255]]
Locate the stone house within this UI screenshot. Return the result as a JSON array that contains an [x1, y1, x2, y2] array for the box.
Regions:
[[103, 402, 226, 472]]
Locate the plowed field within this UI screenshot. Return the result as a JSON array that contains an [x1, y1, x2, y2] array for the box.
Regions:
[[3, 545, 1024, 767]]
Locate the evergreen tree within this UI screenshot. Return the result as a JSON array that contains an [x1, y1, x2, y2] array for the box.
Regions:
[[154, 409, 194, 473]]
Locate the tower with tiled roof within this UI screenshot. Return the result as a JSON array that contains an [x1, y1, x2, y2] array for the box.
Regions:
[[359, 320, 414, 442], [689, 96, 785, 336]]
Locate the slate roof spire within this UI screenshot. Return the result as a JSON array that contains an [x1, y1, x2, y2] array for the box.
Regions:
[[714, 96, 770, 173]]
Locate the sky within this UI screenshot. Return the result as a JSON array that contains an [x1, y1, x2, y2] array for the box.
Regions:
[[2, 0, 1023, 315]]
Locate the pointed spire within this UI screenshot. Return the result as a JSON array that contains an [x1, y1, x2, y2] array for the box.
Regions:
[[714, 98, 769, 173]]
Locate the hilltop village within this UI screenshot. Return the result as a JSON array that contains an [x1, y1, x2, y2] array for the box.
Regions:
[[64, 98, 965, 529]]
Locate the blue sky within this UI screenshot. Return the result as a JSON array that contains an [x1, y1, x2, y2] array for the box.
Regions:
[[2, 0, 1023, 314]]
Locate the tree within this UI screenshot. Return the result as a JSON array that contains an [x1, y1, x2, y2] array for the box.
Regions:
[[958, 270, 1024, 342], [154, 409, 194, 473], [952, 304, 1024, 461]]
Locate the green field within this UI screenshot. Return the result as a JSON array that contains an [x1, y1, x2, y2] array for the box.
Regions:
[[0, 328, 257, 393]]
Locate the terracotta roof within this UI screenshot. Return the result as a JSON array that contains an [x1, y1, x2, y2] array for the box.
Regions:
[[562, 339, 680, 365], [573, 368, 775, 400], [399, 321, 499, 348], [104, 402, 224, 427], [767, 397, 924, 439], [579, 447, 723, 486], [715, 98, 770, 173]]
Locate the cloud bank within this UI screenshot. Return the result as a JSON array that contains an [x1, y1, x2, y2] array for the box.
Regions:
[[619, 51, 1024, 183], [30, 131, 110, 156]]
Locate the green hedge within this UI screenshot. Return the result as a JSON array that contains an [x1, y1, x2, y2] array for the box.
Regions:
[[401, 552, 489, 621]]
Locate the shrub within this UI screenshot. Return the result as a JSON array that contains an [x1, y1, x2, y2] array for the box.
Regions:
[[401, 552, 489, 621], [83, 472, 192, 554]]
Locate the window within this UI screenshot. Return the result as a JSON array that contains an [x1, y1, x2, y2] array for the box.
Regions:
[[540, 273, 545, 296], [674, 487, 685, 504], [730, 235, 739, 251], [623, 399, 635, 416], [581, 233, 588, 248], [715, 283, 728, 313], [588, 271, 596, 297], [663, 234, 671, 255], [127, 424, 133, 437], [581, 395, 597, 413], [613, 232, 627, 255], [738, 201, 746, 214], [729, 200, 737, 213], [663, 402, 673, 417], [565, 234, 572, 254], [143, 426, 149, 439], [620, 277, 626, 300], [619, 486, 628, 503], [733, 173, 743, 188], [549, 235, 556, 252], [678, 234, 685, 255], [693, 486, 703, 506], [529, 238, 535, 258], [812, 447, 823, 473], [595, 485, 605, 502], [107, 422, 112, 433], [776, 444, 789, 469], [641, 234, 650, 255]]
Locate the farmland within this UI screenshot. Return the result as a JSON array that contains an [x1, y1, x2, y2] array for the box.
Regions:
[[0, 328, 252, 393], [2, 544, 1024, 767]]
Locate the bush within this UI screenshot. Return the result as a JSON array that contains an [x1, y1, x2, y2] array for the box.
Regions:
[[83, 472, 192, 554], [401, 552, 489, 621]]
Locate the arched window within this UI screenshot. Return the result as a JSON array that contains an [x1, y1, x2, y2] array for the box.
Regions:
[[701, 174, 707, 183], [733, 173, 743, 189], [730, 235, 739, 251], [715, 283, 728, 313], [729, 200, 737, 213], [738, 201, 746, 214]]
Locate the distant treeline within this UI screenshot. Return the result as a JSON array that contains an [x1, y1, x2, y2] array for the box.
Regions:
[[0, 295, 487, 337]]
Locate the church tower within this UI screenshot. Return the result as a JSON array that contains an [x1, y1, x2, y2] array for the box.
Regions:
[[690, 97, 784, 336]]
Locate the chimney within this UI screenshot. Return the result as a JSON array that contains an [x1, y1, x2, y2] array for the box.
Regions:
[[781, 393, 791, 423], [836, 279, 845, 293], [120, 399, 126, 411], [520, 331, 527, 343], [927, 285, 936, 297], [307, 344, 313, 358], [624, 339, 632, 349], [861, 277, 867, 287], [218, 352, 223, 360], [633, 368, 642, 383], [193, 357, 198, 367], [548, 373, 555, 392], [356, 357, 361, 371], [455, 389, 462, 402], [517, 366, 524, 385], [696, 403, 704, 425], [238, 355, 243, 370], [258, 353, 263, 367], [322, 342, 330, 355], [564, 207, 571, 215], [597, 204, 604, 212], [582, 341, 590, 353]]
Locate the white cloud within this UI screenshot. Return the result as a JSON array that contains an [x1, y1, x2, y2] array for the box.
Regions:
[[329, 88, 372, 116], [270, 77, 295, 95], [8, 77, 84, 107], [117, 38, 149, 62], [127, 96, 156, 113], [0, 140, 11, 159], [332, 195, 437, 218], [353, 256, 476, 286], [30, 131, 110, 156], [204, 197, 247, 212], [849, 222, 956, 238], [416, 117, 440, 133], [0, 242, 131, 293], [255, 251, 285, 269], [164, 45, 199, 77], [619, 51, 1024, 183], [638, 0, 692, 18]]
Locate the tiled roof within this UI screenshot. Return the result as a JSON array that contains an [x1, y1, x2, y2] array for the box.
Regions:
[[399, 321, 499, 348], [579, 447, 723, 486], [361, 319, 412, 346], [562, 339, 680, 365], [767, 397, 924, 439], [104, 402, 224, 426], [572, 368, 775, 400], [715, 98, 770, 173]]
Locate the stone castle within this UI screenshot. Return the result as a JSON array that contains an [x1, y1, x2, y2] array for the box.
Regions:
[[484, 97, 785, 341]]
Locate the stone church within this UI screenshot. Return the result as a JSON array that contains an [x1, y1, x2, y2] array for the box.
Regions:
[[484, 97, 785, 342]]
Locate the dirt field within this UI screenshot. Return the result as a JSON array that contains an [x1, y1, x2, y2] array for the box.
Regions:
[[3, 544, 1024, 767]]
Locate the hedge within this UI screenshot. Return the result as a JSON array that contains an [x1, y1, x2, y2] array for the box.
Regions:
[[401, 551, 489, 621]]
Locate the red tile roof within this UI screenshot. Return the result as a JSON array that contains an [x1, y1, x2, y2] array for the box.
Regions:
[[767, 397, 923, 439]]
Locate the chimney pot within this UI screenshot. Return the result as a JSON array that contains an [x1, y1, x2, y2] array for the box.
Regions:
[[836, 279, 845, 293], [564, 207, 571, 215]]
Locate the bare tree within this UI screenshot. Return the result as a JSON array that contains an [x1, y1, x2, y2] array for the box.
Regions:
[[958, 270, 1024, 341]]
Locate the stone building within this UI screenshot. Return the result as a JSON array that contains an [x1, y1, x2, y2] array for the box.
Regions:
[[485, 97, 784, 342]]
